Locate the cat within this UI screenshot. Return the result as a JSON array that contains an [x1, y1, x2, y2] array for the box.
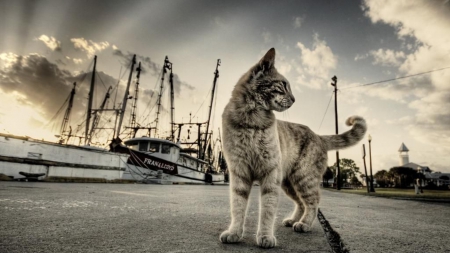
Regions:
[[219, 48, 366, 248]]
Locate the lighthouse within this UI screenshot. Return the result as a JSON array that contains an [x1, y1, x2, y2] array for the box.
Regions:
[[398, 143, 409, 166]]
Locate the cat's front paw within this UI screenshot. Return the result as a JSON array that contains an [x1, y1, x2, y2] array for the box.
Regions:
[[282, 218, 296, 227], [293, 222, 311, 233], [220, 230, 241, 244], [256, 235, 277, 249]]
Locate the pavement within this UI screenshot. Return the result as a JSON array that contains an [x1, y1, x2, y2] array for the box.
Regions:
[[320, 190, 450, 253], [0, 182, 449, 253]]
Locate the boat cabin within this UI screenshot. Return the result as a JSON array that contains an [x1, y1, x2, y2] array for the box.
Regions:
[[178, 153, 210, 173], [124, 137, 180, 163]]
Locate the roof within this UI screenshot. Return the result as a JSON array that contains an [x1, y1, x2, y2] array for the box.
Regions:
[[124, 137, 181, 148], [398, 143, 409, 152], [402, 162, 431, 172], [425, 172, 450, 180]]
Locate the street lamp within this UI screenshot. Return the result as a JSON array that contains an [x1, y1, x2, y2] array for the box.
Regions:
[[368, 134, 376, 192]]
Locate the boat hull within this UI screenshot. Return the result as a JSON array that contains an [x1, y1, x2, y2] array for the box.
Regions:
[[0, 134, 127, 181]]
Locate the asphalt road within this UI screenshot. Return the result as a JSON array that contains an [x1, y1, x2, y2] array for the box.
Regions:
[[1, 182, 449, 253], [320, 190, 450, 253], [0, 182, 330, 253]]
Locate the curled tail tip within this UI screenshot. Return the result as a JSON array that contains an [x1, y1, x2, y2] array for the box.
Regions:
[[346, 116, 365, 126]]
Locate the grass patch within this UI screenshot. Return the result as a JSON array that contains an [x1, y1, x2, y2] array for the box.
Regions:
[[324, 187, 450, 200]]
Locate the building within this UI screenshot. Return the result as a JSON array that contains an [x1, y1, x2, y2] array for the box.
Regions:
[[398, 143, 450, 188]]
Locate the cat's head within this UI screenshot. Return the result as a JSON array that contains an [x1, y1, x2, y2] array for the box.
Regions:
[[237, 48, 295, 112]]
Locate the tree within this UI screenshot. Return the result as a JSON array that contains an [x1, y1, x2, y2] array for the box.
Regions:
[[374, 170, 389, 187], [330, 158, 361, 187], [389, 166, 418, 188], [323, 167, 334, 187]]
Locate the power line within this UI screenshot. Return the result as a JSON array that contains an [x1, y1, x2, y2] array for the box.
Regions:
[[318, 91, 334, 131], [341, 66, 450, 90]]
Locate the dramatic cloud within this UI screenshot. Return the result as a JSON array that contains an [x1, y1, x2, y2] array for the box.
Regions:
[[36, 35, 62, 51], [0, 53, 122, 138], [295, 34, 337, 89], [363, 0, 450, 154], [112, 47, 194, 95], [70, 38, 110, 58]]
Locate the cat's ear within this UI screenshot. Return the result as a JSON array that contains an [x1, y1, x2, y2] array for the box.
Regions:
[[259, 48, 276, 71], [251, 48, 276, 78]]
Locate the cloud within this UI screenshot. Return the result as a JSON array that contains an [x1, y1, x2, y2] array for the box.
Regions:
[[70, 37, 110, 58], [112, 47, 194, 95], [295, 34, 337, 89], [64, 56, 83, 65], [354, 53, 369, 61], [363, 0, 450, 154], [36, 35, 62, 52], [0, 53, 120, 132], [370, 48, 406, 67], [73, 58, 83, 64], [293, 16, 305, 29]]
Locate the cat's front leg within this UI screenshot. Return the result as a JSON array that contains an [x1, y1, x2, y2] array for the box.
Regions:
[[256, 169, 280, 249], [220, 173, 252, 244]]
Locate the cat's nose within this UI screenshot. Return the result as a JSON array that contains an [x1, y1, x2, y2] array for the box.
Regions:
[[291, 95, 295, 103]]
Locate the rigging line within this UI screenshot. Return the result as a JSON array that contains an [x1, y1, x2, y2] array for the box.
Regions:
[[95, 71, 108, 90], [318, 91, 334, 131], [112, 66, 123, 107], [341, 66, 450, 90], [141, 78, 167, 124], [193, 87, 212, 118], [139, 70, 163, 123], [44, 94, 70, 128], [211, 78, 219, 132]]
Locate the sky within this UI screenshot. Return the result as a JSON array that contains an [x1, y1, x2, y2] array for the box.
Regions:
[[1, 0, 449, 174]]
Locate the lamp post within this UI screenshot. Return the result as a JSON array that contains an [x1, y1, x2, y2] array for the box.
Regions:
[[368, 134, 376, 192]]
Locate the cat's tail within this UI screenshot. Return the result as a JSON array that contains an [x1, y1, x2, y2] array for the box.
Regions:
[[320, 116, 367, 151]]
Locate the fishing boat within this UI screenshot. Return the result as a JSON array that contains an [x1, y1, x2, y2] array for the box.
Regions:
[[110, 57, 225, 184], [0, 54, 226, 185]]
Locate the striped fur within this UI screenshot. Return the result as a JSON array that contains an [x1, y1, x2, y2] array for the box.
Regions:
[[220, 48, 367, 249]]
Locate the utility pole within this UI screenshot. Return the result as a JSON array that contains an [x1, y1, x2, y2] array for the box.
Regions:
[[368, 135, 376, 192], [362, 144, 370, 193], [331, 76, 341, 190]]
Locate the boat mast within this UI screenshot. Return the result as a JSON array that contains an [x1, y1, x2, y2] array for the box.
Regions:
[[59, 82, 77, 144], [168, 61, 175, 142], [87, 85, 112, 145], [155, 56, 171, 137], [129, 62, 142, 138], [202, 59, 220, 160], [116, 54, 136, 138], [85, 56, 97, 145]]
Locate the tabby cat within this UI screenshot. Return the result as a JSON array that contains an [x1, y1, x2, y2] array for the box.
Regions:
[[219, 48, 366, 248]]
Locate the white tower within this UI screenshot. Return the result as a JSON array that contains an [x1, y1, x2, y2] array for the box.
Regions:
[[398, 143, 409, 166]]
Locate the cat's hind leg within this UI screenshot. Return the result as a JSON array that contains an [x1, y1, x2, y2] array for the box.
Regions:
[[256, 169, 281, 249], [292, 179, 320, 233], [281, 178, 304, 227], [220, 173, 252, 244]]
